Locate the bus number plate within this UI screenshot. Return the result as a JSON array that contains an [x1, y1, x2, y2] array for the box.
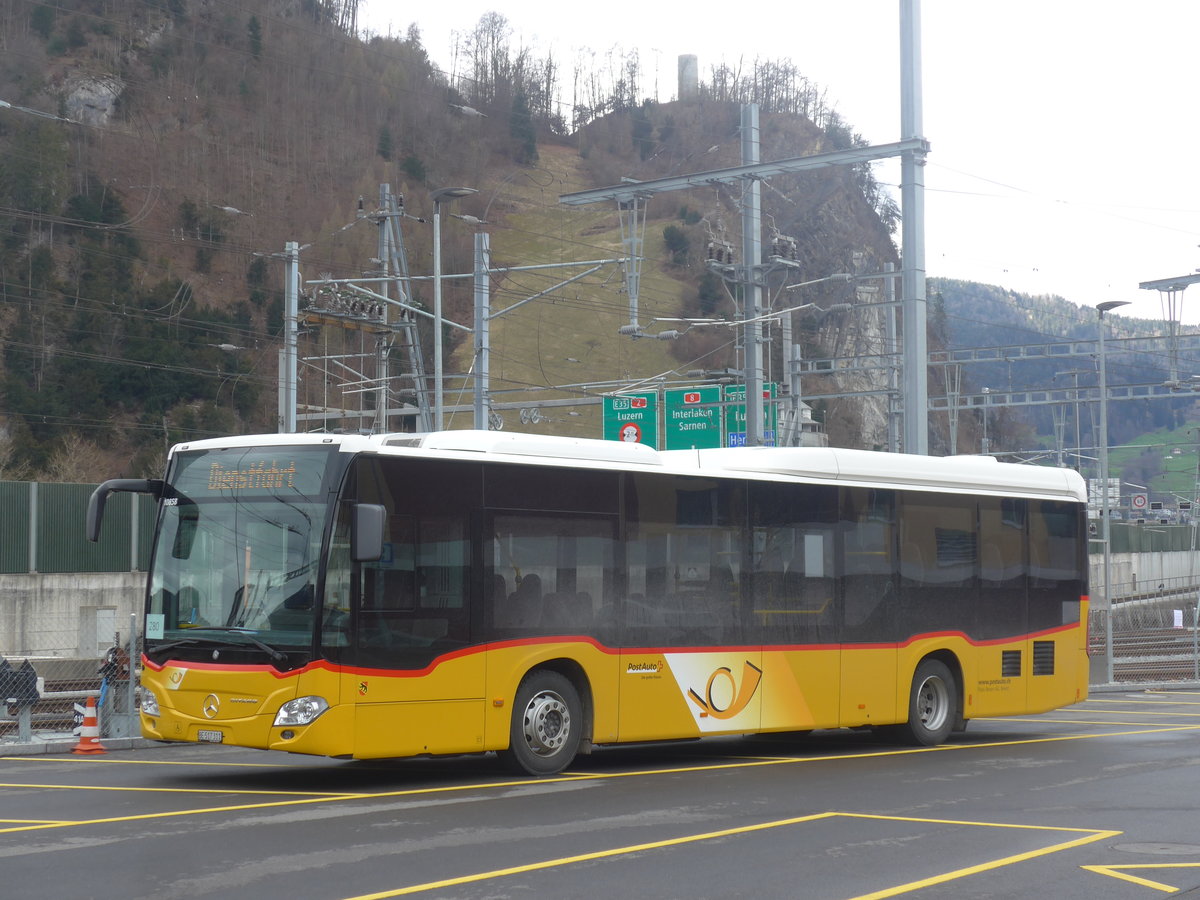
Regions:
[[197, 730, 224, 743]]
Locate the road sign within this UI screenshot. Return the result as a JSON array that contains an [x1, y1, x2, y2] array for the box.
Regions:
[[1131, 493, 1148, 511], [724, 383, 777, 447], [663, 386, 723, 450], [603, 392, 659, 448]]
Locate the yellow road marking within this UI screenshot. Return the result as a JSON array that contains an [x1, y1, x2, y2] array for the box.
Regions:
[[340, 812, 1117, 900], [0, 755, 302, 768], [0, 819, 71, 825], [2, 722, 1196, 836], [346, 814, 844, 898], [1081, 862, 1200, 893], [0, 793, 374, 835], [850, 830, 1119, 899], [1072, 706, 1200, 718], [996, 718, 1200, 726], [0, 782, 352, 797], [1094, 700, 1200, 710]]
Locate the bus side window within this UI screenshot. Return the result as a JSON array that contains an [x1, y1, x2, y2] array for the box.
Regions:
[[841, 487, 896, 643], [321, 509, 352, 654], [487, 514, 615, 639]]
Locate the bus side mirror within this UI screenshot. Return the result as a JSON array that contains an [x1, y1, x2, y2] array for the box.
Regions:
[[352, 503, 386, 562], [87, 479, 163, 542]]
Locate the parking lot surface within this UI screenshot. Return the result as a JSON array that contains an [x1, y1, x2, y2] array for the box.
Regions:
[[4, 690, 1200, 898]]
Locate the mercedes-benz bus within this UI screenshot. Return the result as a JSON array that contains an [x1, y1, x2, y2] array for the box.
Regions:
[[88, 430, 1088, 774]]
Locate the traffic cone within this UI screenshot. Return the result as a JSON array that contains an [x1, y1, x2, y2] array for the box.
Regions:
[[72, 695, 106, 755]]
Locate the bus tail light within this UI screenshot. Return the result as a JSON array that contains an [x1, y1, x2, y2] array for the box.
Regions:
[[274, 696, 329, 727]]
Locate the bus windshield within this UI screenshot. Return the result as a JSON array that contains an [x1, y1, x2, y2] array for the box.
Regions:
[[146, 445, 338, 652]]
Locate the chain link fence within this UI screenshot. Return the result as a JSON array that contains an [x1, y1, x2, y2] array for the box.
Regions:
[[1, 614, 142, 747], [1089, 574, 1200, 683]]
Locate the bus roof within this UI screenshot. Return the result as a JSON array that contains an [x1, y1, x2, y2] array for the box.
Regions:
[[172, 431, 1087, 502]]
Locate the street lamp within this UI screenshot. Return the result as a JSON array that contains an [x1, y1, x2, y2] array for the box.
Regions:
[[1097, 299, 1129, 684], [431, 186, 478, 431], [981, 387, 991, 455]]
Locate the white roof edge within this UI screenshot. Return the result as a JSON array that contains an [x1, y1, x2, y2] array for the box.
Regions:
[[172, 430, 664, 466], [171, 433, 1084, 501], [694, 446, 1086, 501], [415, 430, 663, 466]]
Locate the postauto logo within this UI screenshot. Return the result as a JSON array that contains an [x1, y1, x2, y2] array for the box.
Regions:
[[686, 660, 763, 719]]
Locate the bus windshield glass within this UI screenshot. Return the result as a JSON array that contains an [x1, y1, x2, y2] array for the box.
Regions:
[[146, 445, 337, 651]]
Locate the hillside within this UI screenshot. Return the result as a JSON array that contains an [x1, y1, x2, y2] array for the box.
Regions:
[[933, 279, 1200, 454], [0, 0, 901, 478]]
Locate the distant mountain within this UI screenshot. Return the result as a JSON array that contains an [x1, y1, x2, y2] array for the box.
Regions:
[[931, 278, 1200, 451]]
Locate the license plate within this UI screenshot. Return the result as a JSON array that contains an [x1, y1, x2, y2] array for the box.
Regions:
[[197, 730, 224, 743]]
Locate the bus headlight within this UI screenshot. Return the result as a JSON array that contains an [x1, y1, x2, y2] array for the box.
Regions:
[[273, 696, 329, 727], [140, 690, 160, 717]]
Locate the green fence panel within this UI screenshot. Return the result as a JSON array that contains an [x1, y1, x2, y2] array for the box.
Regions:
[[1106, 522, 1197, 554], [0, 482, 32, 574], [37, 482, 132, 573], [136, 493, 156, 571], [1, 480, 156, 574]]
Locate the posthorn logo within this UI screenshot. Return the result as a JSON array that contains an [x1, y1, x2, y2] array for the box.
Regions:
[[687, 661, 763, 719]]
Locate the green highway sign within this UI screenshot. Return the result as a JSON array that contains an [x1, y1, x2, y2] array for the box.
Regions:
[[725, 383, 778, 447], [663, 386, 723, 450], [603, 392, 658, 448]]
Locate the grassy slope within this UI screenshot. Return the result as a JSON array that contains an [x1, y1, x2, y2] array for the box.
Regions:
[[1109, 422, 1200, 503], [445, 145, 698, 439]]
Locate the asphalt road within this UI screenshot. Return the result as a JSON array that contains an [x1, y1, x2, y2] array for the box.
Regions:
[[4, 690, 1200, 899]]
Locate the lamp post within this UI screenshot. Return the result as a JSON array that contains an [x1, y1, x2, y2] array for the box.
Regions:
[[981, 387, 990, 454], [431, 187, 478, 431], [1097, 299, 1129, 684]]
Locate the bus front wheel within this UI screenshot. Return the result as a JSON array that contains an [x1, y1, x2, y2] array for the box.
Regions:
[[500, 670, 582, 776], [896, 659, 956, 746]]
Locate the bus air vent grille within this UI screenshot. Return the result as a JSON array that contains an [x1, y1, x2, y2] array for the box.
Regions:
[[1001, 650, 1021, 677], [1033, 641, 1055, 675]]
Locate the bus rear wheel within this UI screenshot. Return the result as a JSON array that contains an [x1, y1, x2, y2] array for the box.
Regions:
[[895, 659, 956, 746], [500, 670, 582, 776]]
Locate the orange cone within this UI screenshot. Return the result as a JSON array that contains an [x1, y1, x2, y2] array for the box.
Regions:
[[72, 696, 106, 755]]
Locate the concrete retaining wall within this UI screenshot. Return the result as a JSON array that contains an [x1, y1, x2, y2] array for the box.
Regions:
[[0, 572, 146, 659]]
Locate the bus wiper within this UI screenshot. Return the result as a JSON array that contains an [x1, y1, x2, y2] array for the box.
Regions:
[[194, 628, 290, 665], [151, 628, 290, 666], [145, 639, 201, 662]]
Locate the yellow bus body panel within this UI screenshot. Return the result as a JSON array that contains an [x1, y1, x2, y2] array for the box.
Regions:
[[142, 605, 1088, 759], [349, 647, 487, 758]]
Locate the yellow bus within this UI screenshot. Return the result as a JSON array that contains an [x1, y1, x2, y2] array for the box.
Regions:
[[88, 430, 1088, 775]]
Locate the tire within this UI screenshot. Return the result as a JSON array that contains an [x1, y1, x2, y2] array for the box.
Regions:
[[499, 670, 583, 776], [895, 659, 956, 746]]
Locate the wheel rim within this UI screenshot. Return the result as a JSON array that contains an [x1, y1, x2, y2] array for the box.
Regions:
[[916, 674, 950, 733], [521, 689, 571, 757]]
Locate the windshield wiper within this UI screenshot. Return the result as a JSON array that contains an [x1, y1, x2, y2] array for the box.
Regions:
[[148, 629, 289, 666], [145, 639, 201, 662], [195, 627, 290, 665]]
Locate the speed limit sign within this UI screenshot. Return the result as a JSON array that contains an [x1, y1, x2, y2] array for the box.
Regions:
[[1131, 493, 1148, 511]]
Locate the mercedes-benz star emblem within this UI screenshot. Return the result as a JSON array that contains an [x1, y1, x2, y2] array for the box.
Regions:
[[202, 694, 220, 719]]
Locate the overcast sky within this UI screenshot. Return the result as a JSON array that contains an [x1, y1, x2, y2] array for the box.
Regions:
[[364, 0, 1200, 326]]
